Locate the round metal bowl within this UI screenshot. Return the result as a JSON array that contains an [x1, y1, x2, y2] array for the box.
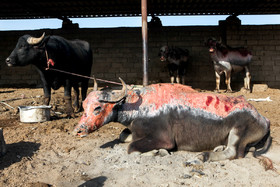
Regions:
[[18, 105, 51, 123]]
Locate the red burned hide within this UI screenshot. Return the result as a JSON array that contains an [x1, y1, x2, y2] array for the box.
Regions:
[[74, 83, 197, 136], [74, 81, 271, 162]]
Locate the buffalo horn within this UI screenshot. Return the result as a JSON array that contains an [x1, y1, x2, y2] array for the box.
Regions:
[[93, 77, 98, 91], [118, 77, 128, 98], [27, 32, 45, 45], [109, 77, 127, 102], [99, 77, 127, 103]]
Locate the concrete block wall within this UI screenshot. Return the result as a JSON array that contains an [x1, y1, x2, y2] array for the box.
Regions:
[[227, 25, 280, 88], [0, 25, 280, 90]]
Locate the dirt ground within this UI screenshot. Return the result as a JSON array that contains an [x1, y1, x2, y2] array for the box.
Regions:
[[0, 85, 280, 187]]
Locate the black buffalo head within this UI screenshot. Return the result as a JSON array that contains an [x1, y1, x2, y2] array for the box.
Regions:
[[206, 37, 222, 53], [158, 46, 169, 62], [6, 33, 48, 67]]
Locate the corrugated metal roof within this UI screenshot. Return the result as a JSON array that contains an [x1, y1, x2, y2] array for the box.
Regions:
[[0, 0, 279, 20]]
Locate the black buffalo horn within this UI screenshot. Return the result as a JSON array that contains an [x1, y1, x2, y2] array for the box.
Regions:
[[27, 32, 45, 45]]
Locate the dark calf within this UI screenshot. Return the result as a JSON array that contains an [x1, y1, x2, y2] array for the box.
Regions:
[[159, 46, 189, 84], [206, 38, 252, 92]]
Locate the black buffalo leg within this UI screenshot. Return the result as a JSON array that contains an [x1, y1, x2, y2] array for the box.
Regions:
[[178, 65, 186, 85], [128, 136, 174, 154], [119, 128, 132, 143], [200, 127, 240, 162], [72, 83, 80, 112], [36, 68, 51, 105], [168, 64, 177, 83], [80, 79, 89, 111], [64, 79, 74, 118], [128, 118, 175, 154], [43, 86, 51, 106]]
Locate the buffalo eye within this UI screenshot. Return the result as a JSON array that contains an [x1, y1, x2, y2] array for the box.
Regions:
[[18, 43, 27, 49], [93, 106, 102, 115]]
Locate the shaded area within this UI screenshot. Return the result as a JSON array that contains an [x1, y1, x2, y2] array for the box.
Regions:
[[100, 139, 122, 149], [0, 90, 15, 94], [0, 141, 40, 170], [0, 118, 18, 128], [78, 176, 107, 187], [26, 182, 53, 187]]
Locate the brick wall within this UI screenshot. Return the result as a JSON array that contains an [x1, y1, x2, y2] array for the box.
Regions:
[[0, 25, 280, 90]]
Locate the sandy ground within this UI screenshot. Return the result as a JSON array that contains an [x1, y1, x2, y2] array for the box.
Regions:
[[0, 86, 280, 187]]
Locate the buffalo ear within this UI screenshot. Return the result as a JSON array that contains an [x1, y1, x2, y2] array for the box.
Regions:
[[205, 38, 212, 46]]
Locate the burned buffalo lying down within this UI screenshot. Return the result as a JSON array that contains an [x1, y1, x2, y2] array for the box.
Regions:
[[74, 79, 271, 162], [6, 33, 93, 117]]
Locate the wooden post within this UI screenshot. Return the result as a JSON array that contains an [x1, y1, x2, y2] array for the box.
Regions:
[[141, 0, 148, 86]]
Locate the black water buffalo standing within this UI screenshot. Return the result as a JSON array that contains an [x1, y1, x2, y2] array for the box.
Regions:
[[6, 33, 93, 117], [206, 38, 252, 92], [159, 46, 189, 84]]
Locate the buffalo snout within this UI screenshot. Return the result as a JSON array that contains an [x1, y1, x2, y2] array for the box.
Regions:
[[160, 56, 166, 61], [5, 57, 14, 66]]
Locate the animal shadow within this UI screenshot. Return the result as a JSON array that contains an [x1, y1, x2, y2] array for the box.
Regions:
[[100, 139, 122, 149], [78, 176, 107, 187], [0, 90, 15, 94], [0, 141, 41, 170]]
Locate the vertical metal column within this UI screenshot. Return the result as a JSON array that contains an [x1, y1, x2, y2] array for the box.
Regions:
[[141, 0, 148, 86]]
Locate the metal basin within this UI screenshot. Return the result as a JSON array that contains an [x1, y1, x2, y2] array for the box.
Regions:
[[18, 105, 51, 123]]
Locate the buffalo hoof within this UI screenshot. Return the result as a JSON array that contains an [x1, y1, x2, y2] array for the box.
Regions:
[[65, 107, 75, 118], [196, 152, 210, 162], [64, 96, 75, 118], [213, 145, 226, 152], [73, 102, 84, 113], [225, 89, 233, 93], [73, 106, 81, 113], [240, 87, 251, 93], [140, 149, 170, 157], [140, 150, 159, 156], [43, 97, 50, 106], [185, 159, 203, 167], [129, 151, 141, 156], [66, 112, 75, 119], [157, 149, 169, 157], [214, 89, 220, 93], [119, 128, 132, 143]]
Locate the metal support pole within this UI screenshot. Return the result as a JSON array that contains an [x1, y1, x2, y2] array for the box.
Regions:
[[141, 0, 148, 86]]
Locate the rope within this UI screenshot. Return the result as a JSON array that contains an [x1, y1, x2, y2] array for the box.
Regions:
[[44, 48, 122, 86], [47, 68, 123, 86]]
